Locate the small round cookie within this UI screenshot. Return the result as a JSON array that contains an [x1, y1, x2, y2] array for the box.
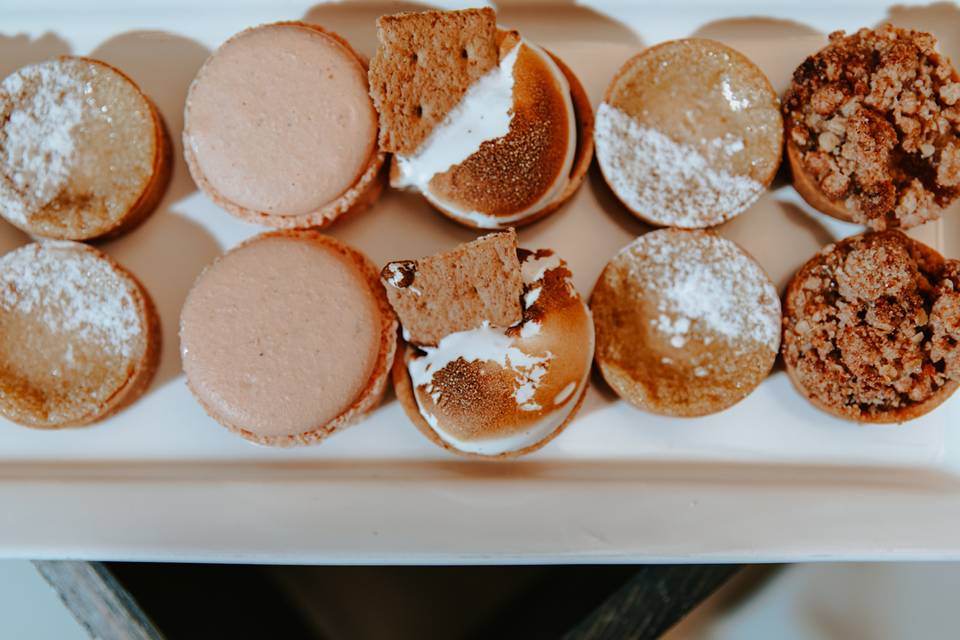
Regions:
[[592, 229, 781, 417], [0, 241, 160, 428], [784, 26, 960, 230], [392, 248, 594, 458], [595, 39, 783, 228], [180, 231, 397, 446], [0, 57, 171, 240], [783, 230, 960, 423], [184, 22, 385, 228]]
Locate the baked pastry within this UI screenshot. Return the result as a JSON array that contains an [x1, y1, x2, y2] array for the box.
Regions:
[[784, 26, 960, 230], [592, 229, 781, 416], [384, 230, 594, 458], [368, 8, 593, 229], [0, 241, 160, 428], [0, 57, 170, 240], [783, 230, 960, 423], [594, 39, 782, 229], [179, 230, 396, 445], [184, 22, 384, 228]]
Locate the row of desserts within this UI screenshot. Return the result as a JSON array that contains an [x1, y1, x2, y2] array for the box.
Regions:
[[0, 9, 958, 458], [6, 15, 958, 240]]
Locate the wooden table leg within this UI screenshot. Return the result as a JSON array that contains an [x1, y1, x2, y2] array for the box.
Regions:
[[564, 565, 741, 640], [32, 560, 163, 640]]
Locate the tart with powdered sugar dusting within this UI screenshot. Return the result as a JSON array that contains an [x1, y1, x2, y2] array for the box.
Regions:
[[0, 57, 170, 240], [594, 39, 782, 229], [592, 229, 781, 417], [0, 242, 160, 428], [383, 230, 594, 459]]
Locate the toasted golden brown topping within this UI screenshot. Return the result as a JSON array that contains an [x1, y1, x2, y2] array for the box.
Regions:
[[426, 43, 572, 216], [784, 26, 960, 229], [783, 230, 960, 421]]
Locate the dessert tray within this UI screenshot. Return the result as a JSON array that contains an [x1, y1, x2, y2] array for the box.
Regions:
[[2, 0, 960, 563]]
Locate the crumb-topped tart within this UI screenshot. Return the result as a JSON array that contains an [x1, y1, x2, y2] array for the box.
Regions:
[[783, 230, 960, 422], [784, 25, 960, 229]]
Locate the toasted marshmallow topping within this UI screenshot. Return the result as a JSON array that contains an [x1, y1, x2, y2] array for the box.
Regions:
[[394, 43, 520, 192], [409, 320, 554, 412], [421, 388, 582, 456], [394, 40, 577, 227], [406, 250, 591, 456]]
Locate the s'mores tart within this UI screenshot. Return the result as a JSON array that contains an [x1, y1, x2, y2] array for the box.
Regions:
[[179, 231, 396, 446], [369, 8, 593, 229], [784, 26, 960, 230], [592, 230, 781, 417], [184, 22, 384, 228], [0, 57, 170, 240], [0, 242, 160, 428], [783, 231, 960, 423], [595, 39, 782, 228], [383, 230, 594, 458]]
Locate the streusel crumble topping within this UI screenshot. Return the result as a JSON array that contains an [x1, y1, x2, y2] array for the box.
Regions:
[[784, 26, 960, 229]]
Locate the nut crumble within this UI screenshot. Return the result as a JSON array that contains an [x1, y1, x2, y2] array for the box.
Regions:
[[784, 25, 960, 229], [783, 230, 960, 422]]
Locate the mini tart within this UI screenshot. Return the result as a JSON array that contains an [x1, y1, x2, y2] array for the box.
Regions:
[[183, 22, 385, 229], [784, 26, 960, 230], [0, 241, 160, 428], [592, 229, 781, 417], [0, 57, 171, 241], [404, 45, 594, 230], [783, 230, 960, 423], [179, 230, 397, 446], [370, 9, 592, 230], [392, 249, 594, 459], [594, 39, 782, 229]]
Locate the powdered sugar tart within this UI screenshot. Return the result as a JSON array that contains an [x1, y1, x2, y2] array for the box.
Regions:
[[595, 39, 782, 229], [0, 57, 170, 241], [387, 237, 594, 459], [0, 241, 159, 429], [592, 229, 781, 417]]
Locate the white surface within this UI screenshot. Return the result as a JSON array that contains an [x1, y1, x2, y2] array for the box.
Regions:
[[0, 562, 87, 640], [667, 563, 960, 640], [0, 0, 959, 562]]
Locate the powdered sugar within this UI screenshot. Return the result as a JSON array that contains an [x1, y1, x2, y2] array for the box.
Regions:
[[0, 242, 142, 359], [622, 230, 780, 351], [594, 102, 762, 228], [721, 78, 751, 111], [0, 61, 86, 224]]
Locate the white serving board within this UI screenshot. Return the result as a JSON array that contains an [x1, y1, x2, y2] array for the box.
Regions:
[[1, 0, 960, 563]]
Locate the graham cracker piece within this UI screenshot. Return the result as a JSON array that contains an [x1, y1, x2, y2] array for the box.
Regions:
[[368, 8, 500, 155], [381, 229, 523, 346]]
